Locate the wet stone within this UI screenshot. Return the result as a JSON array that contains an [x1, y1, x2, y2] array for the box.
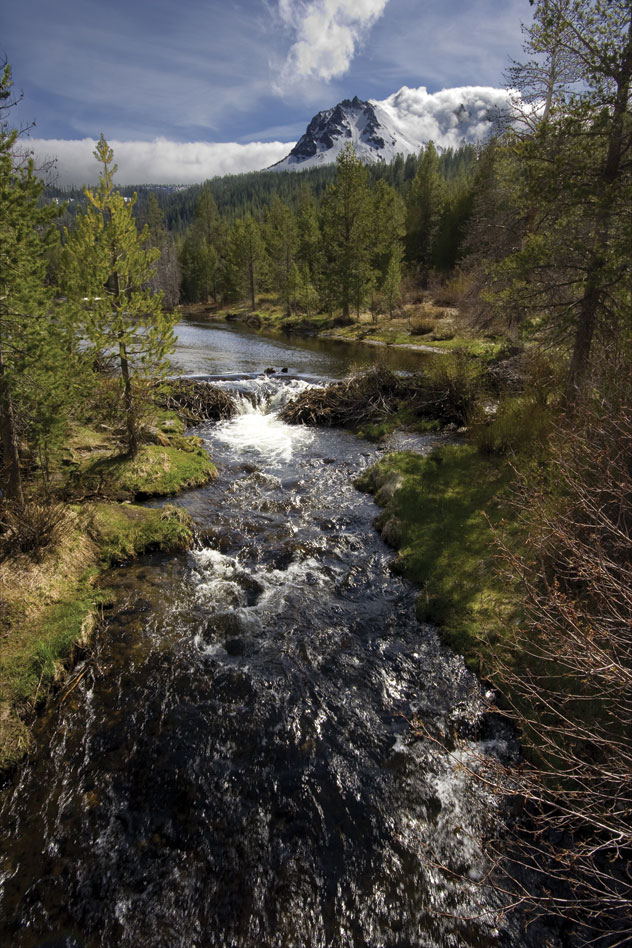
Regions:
[[223, 637, 247, 657]]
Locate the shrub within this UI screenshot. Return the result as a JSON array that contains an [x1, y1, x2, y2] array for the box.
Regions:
[[487, 394, 632, 946], [0, 500, 70, 560], [472, 396, 552, 457], [421, 349, 483, 425], [409, 317, 435, 335]]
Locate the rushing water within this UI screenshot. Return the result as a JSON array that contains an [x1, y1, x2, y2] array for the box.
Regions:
[[0, 326, 524, 947]]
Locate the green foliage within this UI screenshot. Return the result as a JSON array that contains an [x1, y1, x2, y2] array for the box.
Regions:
[[320, 144, 374, 319], [472, 396, 552, 457], [406, 142, 445, 278], [62, 136, 177, 454], [0, 63, 78, 501], [356, 445, 519, 667], [264, 196, 299, 316], [476, 1, 632, 394], [229, 214, 267, 309], [422, 349, 484, 424]]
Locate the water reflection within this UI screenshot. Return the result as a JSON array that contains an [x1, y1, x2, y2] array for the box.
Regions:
[[171, 316, 431, 379]]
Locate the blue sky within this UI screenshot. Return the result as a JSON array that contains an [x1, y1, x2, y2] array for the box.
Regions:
[[2, 0, 531, 183]]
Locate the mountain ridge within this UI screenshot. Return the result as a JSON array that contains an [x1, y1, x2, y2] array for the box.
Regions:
[[270, 85, 511, 171]]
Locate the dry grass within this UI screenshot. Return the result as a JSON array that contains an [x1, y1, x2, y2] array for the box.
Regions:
[[0, 510, 99, 770], [0, 507, 95, 623]]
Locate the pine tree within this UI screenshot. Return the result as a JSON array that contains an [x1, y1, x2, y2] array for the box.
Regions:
[[372, 179, 405, 314], [63, 135, 176, 456], [0, 64, 65, 503], [230, 215, 266, 310], [265, 196, 299, 316], [179, 186, 224, 304], [381, 248, 403, 318], [296, 187, 323, 288], [321, 144, 373, 320], [144, 192, 180, 309], [406, 142, 445, 282], [480, 0, 632, 396]]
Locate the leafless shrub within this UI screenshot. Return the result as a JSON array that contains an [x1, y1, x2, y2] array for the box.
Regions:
[[484, 393, 632, 946]]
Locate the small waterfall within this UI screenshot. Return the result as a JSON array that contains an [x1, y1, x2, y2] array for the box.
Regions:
[[201, 376, 317, 465]]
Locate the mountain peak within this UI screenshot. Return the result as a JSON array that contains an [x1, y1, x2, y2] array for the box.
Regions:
[[270, 85, 512, 172], [270, 96, 407, 172]]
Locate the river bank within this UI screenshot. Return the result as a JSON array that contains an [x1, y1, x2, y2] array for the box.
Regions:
[[0, 406, 217, 773], [182, 298, 503, 359]]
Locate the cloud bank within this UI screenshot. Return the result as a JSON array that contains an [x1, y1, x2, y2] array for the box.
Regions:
[[376, 85, 512, 150], [29, 138, 295, 188], [278, 0, 389, 83], [28, 84, 515, 187]]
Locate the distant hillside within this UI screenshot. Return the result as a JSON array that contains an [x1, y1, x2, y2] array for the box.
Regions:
[[43, 145, 478, 234]]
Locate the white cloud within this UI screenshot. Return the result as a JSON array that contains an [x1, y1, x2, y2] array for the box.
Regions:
[[27, 138, 295, 187], [277, 0, 390, 83], [376, 85, 514, 150]]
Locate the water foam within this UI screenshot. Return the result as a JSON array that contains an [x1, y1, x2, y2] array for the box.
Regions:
[[211, 377, 315, 464]]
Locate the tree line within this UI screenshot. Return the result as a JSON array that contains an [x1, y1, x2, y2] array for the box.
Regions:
[[176, 140, 477, 318]]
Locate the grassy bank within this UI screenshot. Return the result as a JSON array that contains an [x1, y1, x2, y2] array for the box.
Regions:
[[0, 415, 216, 774], [181, 298, 502, 358], [356, 443, 523, 672]]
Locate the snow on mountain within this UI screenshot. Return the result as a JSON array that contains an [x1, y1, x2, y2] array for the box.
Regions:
[[270, 85, 513, 171]]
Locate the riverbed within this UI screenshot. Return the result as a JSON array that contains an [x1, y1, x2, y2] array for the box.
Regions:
[[0, 321, 522, 947]]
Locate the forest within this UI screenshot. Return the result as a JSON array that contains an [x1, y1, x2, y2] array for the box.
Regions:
[[0, 1, 631, 945]]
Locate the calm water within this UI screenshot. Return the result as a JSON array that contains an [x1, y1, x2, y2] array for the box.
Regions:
[[0, 325, 527, 948], [170, 316, 431, 379]]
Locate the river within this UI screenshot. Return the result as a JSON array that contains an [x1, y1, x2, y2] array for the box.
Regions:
[[0, 319, 524, 948]]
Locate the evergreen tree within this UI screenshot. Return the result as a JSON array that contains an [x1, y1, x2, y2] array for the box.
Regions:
[[372, 179, 405, 313], [179, 186, 224, 304], [63, 135, 176, 456], [381, 248, 404, 318], [481, 0, 632, 395], [230, 215, 266, 309], [296, 187, 323, 286], [0, 64, 66, 503], [265, 196, 299, 316], [144, 192, 180, 309], [321, 144, 373, 320], [432, 172, 476, 272], [406, 142, 446, 282]]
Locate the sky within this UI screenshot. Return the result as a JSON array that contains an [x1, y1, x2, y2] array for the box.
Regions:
[[2, 0, 531, 185]]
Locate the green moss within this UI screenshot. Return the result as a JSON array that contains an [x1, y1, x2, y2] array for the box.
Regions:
[[89, 502, 194, 565], [357, 444, 523, 671], [356, 408, 441, 441], [83, 441, 217, 499], [0, 572, 99, 770]]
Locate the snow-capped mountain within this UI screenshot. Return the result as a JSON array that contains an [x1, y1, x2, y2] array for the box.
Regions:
[[270, 86, 512, 171]]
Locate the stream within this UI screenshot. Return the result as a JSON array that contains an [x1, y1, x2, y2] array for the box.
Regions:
[[0, 320, 525, 947]]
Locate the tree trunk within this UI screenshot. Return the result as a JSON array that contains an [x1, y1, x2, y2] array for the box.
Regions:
[[566, 19, 632, 398], [567, 264, 600, 398], [119, 338, 137, 457], [249, 260, 256, 311], [0, 345, 24, 506]]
